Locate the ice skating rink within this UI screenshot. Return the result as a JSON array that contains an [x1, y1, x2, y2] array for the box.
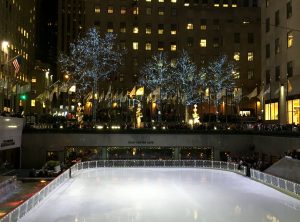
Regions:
[[20, 168, 300, 222]]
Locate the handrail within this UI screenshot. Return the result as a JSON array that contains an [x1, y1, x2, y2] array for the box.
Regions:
[[250, 169, 300, 197], [0, 160, 245, 222]]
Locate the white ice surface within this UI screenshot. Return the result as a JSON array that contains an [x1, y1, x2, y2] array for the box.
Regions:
[[19, 168, 300, 222]]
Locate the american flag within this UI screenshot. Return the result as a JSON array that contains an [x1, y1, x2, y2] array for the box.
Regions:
[[12, 56, 21, 74]]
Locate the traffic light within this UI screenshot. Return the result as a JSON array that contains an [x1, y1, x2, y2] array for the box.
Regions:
[[20, 94, 27, 101]]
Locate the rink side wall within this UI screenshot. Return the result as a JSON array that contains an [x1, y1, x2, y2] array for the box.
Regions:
[[21, 132, 300, 168]]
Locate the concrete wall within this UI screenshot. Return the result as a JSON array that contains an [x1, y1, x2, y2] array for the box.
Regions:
[[21, 132, 300, 168], [21, 133, 254, 168], [253, 135, 300, 157]]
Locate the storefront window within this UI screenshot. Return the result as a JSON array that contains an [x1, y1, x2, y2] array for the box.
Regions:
[[265, 102, 278, 120], [287, 99, 300, 125]]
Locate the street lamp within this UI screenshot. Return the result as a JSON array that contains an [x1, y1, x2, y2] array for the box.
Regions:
[[1, 41, 9, 53]]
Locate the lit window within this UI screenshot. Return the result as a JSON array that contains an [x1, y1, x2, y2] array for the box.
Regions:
[[287, 31, 293, 48], [232, 0, 237, 7], [146, 0, 151, 2], [108, 6, 113, 14], [145, 43, 151, 51], [233, 52, 240, 61], [31, 99, 36, 107], [158, 24, 164, 34], [133, 42, 139, 50], [265, 102, 278, 120], [120, 23, 126, 33], [146, 25, 152, 34], [187, 23, 193, 30], [120, 7, 126, 14], [133, 26, 139, 34], [158, 0, 164, 2], [31, 77, 36, 83], [223, 0, 229, 7], [107, 22, 113, 32], [200, 39, 207, 47], [171, 0, 177, 3], [171, 43, 177, 51], [158, 8, 164, 15], [233, 70, 240, 79], [158, 42, 164, 51], [248, 52, 254, 61], [214, 0, 220, 7], [95, 6, 100, 13], [133, 7, 139, 15], [200, 19, 207, 30], [184, 1, 190, 6], [171, 24, 177, 35]]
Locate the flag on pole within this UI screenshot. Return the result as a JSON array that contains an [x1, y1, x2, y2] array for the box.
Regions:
[[287, 80, 292, 93], [136, 86, 144, 96], [12, 55, 22, 74], [246, 87, 257, 99], [105, 85, 111, 100], [263, 86, 270, 95], [129, 86, 136, 98]]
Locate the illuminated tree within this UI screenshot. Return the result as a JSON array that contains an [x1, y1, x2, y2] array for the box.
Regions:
[[172, 50, 199, 122], [139, 52, 172, 122], [199, 55, 236, 120], [59, 28, 126, 122]]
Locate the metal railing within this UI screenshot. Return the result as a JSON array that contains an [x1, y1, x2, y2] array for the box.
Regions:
[[0, 176, 17, 196], [250, 169, 300, 197], [0, 160, 245, 222], [0, 170, 70, 222]]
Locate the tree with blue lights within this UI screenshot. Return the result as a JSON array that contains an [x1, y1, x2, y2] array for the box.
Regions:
[[59, 28, 126, 123], [172, 50, 199, 121], [199, 55, 236, 121], [139, 52, 172, 122]]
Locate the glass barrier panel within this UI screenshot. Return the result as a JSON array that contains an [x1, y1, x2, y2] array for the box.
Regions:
[[295, 184, 300, 196], [96, 160, 104, 167], [10, 209, 19, 222]]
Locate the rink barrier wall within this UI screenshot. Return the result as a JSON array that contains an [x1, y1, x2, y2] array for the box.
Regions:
[[250, 169, 300, 197], [0, 160, 245, 222]]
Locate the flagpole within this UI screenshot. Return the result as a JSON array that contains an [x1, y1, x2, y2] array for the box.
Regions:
[[269, 78, 271, 121], [286, 75, 289, 123]]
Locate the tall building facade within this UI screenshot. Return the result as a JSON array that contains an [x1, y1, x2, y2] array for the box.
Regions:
[[58, 0, 261, 115], [261, 0, 300, 124], [0, 0, 37, 113]]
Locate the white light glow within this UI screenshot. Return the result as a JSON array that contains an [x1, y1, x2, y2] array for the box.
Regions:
[[18, 168, 300, 222]]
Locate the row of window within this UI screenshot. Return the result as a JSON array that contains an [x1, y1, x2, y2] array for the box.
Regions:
[[96, 24, 255, 43], [94, 2, 239, 15], [99, 22, 254, 35], [265, 31, 294, 59], [265, 61, 293, 83], [265, 1, 293, 33], [127, 41, 256, 53]]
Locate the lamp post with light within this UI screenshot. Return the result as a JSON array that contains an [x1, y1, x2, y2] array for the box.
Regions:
[[1, 41, 9, 112]]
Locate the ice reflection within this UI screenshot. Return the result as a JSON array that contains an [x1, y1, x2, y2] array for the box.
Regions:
[[266, 214, 280, 222], [19, 168, 300, 222]]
